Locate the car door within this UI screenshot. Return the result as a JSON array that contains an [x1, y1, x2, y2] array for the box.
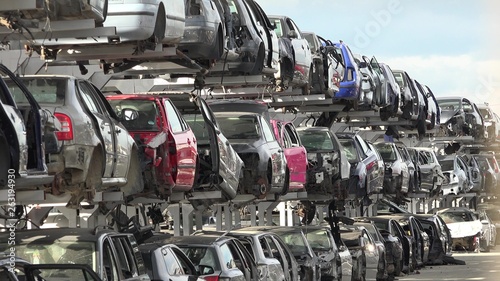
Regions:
[[163, 98, 197, 191], [287, 18, 311, 73], [219, 242, 246, 281], [244, 0, 279, 70], [77, 81, 116, 178], [198, 97, 242, 197], [110, 235, 150, 281], [464, 156, 482, 190], [281, 122, 307, 189], [361, 230, 378, 270], [273, 234, 299, 281], [260, 235, 287, 280], [259, 115, 286, 192], [90, 83, 131, 179], [417, 151, 433, 191], [454, 156, 468, 193]]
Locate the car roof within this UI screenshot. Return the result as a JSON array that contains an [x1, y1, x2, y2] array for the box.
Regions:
[[0, 227, 117, 243], [162, 235, 233, 246], [296, 126, 330, 132], [436, 207, 473, 213]]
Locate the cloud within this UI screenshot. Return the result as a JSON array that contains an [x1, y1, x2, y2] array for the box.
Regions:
[[380, 54, 500, 113]]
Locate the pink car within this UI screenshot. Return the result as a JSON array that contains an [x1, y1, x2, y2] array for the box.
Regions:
[[271, 119, 308, 191]]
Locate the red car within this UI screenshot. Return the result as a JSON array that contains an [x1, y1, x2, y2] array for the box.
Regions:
[[106, 94, 198, 198], [270, 119, 307, 191]]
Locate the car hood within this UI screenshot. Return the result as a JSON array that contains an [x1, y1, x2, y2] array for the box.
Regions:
[[446, 221, 482, 238], [440, 110, 460, 124]]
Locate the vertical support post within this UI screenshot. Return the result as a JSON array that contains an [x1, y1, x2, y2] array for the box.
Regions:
[[194, 209, 203, 231], [249, 205, 257, 226], [278, 202, 286, 226], [224, 204, 232, 231], [167, 204, 181, 236], [181, 203, 194, 236], [216, 205, 223, 231]]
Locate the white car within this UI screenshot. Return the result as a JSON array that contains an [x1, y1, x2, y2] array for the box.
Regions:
[[268, 15, 313, 94], [477, 210, 497, 252], [438, 207, 483, 252]]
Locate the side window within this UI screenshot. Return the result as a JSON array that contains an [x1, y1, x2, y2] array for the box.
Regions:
[[111, 237, 137, 279], [273, 237, 293, 268], [282, 129, 293, 149], [78, 82, 102, 114], [164, 100, 186, 133], [259, 237, 272, 258], [260, 117, 275, 142], [265, 236, 283, 262], [287, 19, 302, 38], [285, 124, 301, 147], [127, 236, 146, 275], [220, 243, 237, 269], [102, 239, 120, 281], [171, 247, 195, 275], [163, 248, 185, 276], [425, 152, 435, 163]]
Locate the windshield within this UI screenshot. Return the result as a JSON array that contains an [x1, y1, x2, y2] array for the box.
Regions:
[[439, 211, 476, 223], [485, 209, 500, 221], [6, 77, 66, 105], [437, 100, 460, 111], [479, 108, 491, 119], [2, 242, 96, 271], [439, 159, 454, 171], [298, 130, 335, 151], [475, 157, 491, 171], [184, 114, 210, 143], [108, 99, 160, 131], [279, 232, 308, 256], [375, 143, 398, 162], [304, 229, 332, 251], [215, 114, 261, 139]]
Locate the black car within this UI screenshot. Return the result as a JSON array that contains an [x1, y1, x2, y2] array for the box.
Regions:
[[413, 214, 453, 264]]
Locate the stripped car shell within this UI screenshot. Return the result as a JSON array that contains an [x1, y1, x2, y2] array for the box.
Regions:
[[436, 97, 485, 139], [10, 75, 141, 205], [297, 127, 350, 199], [107, 94, 198, 199], [300, 226, 342, 281], [165, 94, 244, 203], [208, 100, 287, 197], [437, 207, 483, 252], [375, 142, 409, 195]]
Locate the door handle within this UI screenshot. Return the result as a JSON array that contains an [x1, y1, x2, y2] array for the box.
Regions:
[[187, 138, 191, 144], [225, 141, 230, 146]]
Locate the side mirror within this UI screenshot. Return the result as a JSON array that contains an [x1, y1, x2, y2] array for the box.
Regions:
[[198, 265, 215, 275], [287, 30, 298, 39], [119, 108, 139, 121], [358, 61, 368, 68]]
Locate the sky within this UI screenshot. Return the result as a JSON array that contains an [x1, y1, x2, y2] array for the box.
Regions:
[[258, 0, 500, 113]]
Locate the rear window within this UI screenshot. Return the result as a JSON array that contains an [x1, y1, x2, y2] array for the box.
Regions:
[[108, 99, 160, 131], [179, 246, 221, 271], [339, 139, 358, 163], [440, 211, 476, 223], [375, 143, 397, 162], [5, 77, 66, 104], [297, 130, 335, 151], [215, 114, 261, 139]]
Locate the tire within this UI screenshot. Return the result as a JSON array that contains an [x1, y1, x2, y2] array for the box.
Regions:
[[121, 149, 144, 197], [213, 27, 224, 59], [281, 168, 290, 195], [249, 44, 265, 75]]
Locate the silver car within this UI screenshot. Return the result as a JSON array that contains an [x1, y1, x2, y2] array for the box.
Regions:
[[11, 75, 142, 207]]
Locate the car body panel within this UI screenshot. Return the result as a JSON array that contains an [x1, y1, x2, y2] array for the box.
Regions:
[[375, 142, 409, 194], [300, 226, 342, 280], [437, 207, 483, 251]]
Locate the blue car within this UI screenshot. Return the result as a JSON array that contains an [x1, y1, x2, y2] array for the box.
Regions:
[[333, 42, 361, 102]]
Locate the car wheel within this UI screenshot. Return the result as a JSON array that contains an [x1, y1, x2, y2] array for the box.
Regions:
[[121, 148, 144, 197], [281, 168, 290, 195], [249, 44, 265, 75], [67, 149, 103, 207]]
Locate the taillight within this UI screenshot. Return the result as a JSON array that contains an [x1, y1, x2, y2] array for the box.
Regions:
[[54, 113, 73, 140], [203, 276, 219, 281]]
